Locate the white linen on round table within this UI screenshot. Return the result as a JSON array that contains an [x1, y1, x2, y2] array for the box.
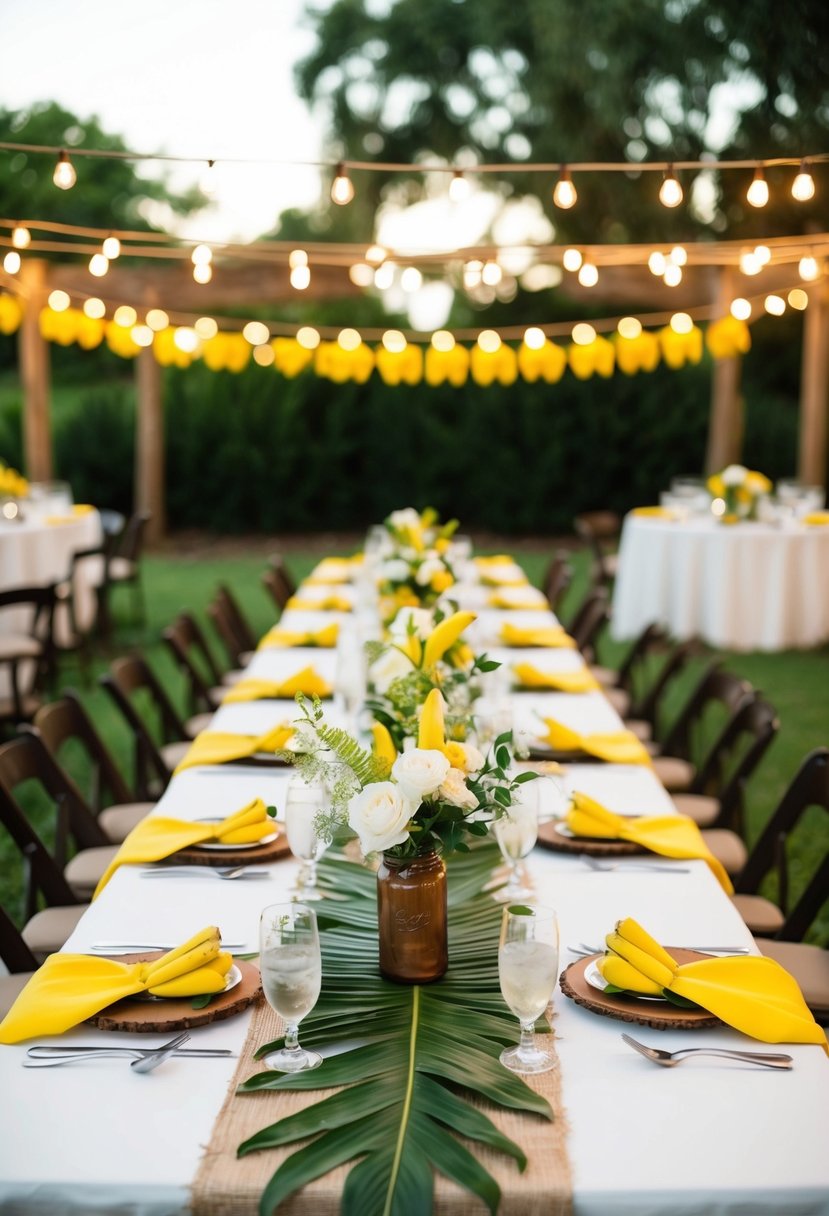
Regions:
[[612, 514, 829, 650]]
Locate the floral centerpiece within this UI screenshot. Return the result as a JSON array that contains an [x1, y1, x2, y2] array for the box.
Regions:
[[375, 507, 459, 623], [0, 461, 29, 499], [707, 464, 772, 522]]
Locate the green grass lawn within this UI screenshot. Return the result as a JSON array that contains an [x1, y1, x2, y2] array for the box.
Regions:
[[2, 543, 827, 947]]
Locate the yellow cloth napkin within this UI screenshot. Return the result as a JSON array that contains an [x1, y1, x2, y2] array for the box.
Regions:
[[222, 667, 332, 703], [174, 724, 294, 774], [513, 662, 600, 692], [72, 503, 95, 514], [480, 572, 529, 588], [258, 623, 339, 649], [474, 554, 514, 567], [93, 798, 275, 896], [802, 511, 829, 526], [566, 790, 731, 892], [631, 506, 675, 518], [285, 594, 352, 612], [542, 719, 651, 765], [500, 622, 577, 648], [305, 559, 354, 584], [597, 918, 827, 1051], [0, 927, 233, 1043], [488, 592, 544, 609]]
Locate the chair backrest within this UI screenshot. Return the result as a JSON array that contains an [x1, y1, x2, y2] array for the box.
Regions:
[[573, 510, 621, 583], [162, 617, 215, 713], [116, 510, 151, 565], [61, 542, 113, 640], [176, 611, 225, 685], [541, 553, 573, 613], [98, 508, 126, 541], [208, 597, 246, 668], [269, 553, 297, 598], [614, 623, 668, 694], [658, 664, 752, 762], [99, 657, 183, 798], [261, 567, 292, 613], [691, 695, 779, 827], [34, 691, 135, 813], [0, 903, 37, 973], [735, 749, 829, 939], [215, 584, 257, 652], [631, 637, 698, 728], [0, 735, 98, 919], [0, 584, 57, 717], [568, 587, 609, 663]]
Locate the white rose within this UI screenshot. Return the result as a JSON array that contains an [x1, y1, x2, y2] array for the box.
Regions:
[[438, 766, 479, 810], [458, 742, 485, 774], [415, 557, 445, 586], [388, 508, 422, 532], [722, 464, 747, 487], [379, 559, 411, 583], [389, 606, 434, 639], [348, 782, 414, 853], [392, 748, 451, 802], [369, 646, 412, 693]]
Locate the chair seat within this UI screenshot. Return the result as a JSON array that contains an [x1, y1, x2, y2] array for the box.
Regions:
[[98, 801, 155, 843], [589, 665, 617, 689], [109, 556, 137, 582], [185, 712, 213, 738], [209, 685, 226, 708], [22, 905, 87, 962], [624, 717, 652, 742], [0, 972, 37, 1019], [161, 740, 191, 770], [671, 793, 720, 827], [651, 755, 695, 792], [701, 828, 748, 877], [221, 669, 246, 687], [604, 553, 620, 579], [604, 687, 631, 717], [64, 845, 121, 900], [0, 634, 42, 660], [759, 939, 829, 1019], [731, 893, 785, 936]]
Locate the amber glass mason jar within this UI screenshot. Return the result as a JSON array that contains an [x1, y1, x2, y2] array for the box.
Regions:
[[376, 849, 448, 983]]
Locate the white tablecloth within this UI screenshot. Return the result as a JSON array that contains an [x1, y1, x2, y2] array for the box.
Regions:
[[612, 514, 829, 651]]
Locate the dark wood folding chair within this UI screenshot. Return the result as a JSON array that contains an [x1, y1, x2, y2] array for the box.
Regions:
[[0, 584, 57, 730], [261, 566, 292, 613], [108, 509, 151, 626], [650, 665, 753, 792], [567, 587, 609, 665], [208, 587, 257, 669], [573, 510, 621, 585], [162, 616, 226, 717], [216, 584, 257, 652], [541, 552, 573, 614]]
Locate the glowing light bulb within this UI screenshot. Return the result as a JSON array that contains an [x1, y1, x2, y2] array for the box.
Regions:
[[431, 330, 455, 352], [572, 323, 596, 345], [48, 290, 70, 312], [562, 248, 582, 272], [83, 297, 106, 319], [290, 265, 311, 290], [740, 251, 761, 276], [193, 263, 212, 284], [659, 166, 683, 208], [787, 289, 808, 311], [53, 150, 76, 190], [296, 326, 320, 349], [195, 316, 218, 339], [253, 343, 275, 367], [349, 263, 373, 286], [648, 251, 667, 276], [577, 261, 598, 287], [449, 170, 470, 203], [670, 312, 693, 334], [382, 330, 407, 353], [338, 327, 361, 351], [799, 256, 819, 281], [11, 225, 30, 250], [374, 261, 395, 290], [401, 266, 423, 292], [553, 167, 577, 209], [477, 330, 501, 353], [523, 327, 546, 350], [113, 305, 137, 327], [754, 244, 771, 266], [764, 295, 785, 316], [791, 162, 815, 202], [174, 327, 199, 353], [746, 167, 769, 208], [481, 260, 502, 286], [191, 244, 213, 266], [131, 325, 153, 347], [146, 308, 169, 331], [243, 321, 270, 346], [670, 245, 687, 266], [102, 236, 121, 260], [617, 317, 642, 339], [663, 264, 683, 287], [289, 249, 308, 269], [365, 245, 386, 265], [3, 251, 21, 274], [730, 298, 752, 321], [331, 162, 355, 206], [88, 253, 109, 277]]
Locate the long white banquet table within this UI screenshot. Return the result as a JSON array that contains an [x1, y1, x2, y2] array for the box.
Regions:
[[1, 570, 828, 1215], [612, 511, 829, 650]]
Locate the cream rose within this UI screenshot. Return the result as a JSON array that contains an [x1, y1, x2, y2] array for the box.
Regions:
[[392, 748, 450, 802], [438, 766, 479, 810], [722, 464, 747, 487], [414, 557, 445, 586], [388, 508, 422, 532], [347, 782, 414, 853], [379, 558, 411, 583], [369, 646, 412, 693]]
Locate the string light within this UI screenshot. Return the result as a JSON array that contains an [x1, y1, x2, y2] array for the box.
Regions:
[[83, 297, 106, 319], [194, 316, 218, 339], [553, 166, 577, 209], [48, 290, 70, 311], [572, 323, 596, 345], [146, 308, 169, 331], [663, 264, 682, 286], [658, 165, 683, 208], [730, 298, 752, 320], [113, 305, 137, 326], [191, 244, 212, 266], [401, 266, 423, 292], [754, 244, 771, 266], [3, 251, 21, 274], [338, 327, 361, 350], [739, 250, 762, 276], [296, 326, 320, 349], [53, 150, 76, 190], [365, 245, 386, 265], [102, 236, 121, 259], [648, 251, 667, 276], [431, 330, 455, 352], [798, 255, 819, 281], [562, 248, 582, 272], [349, 263, 373, 287], [382, 330, 407, 353], [523, 327, 546, 349], [764, 294, 785, 315], [330, 162, 355, 206], [670, 312, 693, 334], [477, 330, 501, 352], [193, 263, 212, 284], [200, 159, 217, 198], [449, 170, 470, 203], [617, 317, 642, 339], [746, 166, 769, 208], [374, 261, 395, 290], [253, 343, 275, 367], [670, 245, 687, 266], [481, 260, 502, 286], [242, 321, 270, 346], [174, 327, 199, 353], [577, 261, 598, 287], [88, 253, 109, 277], [290, 264, 311, 290], [11, 225, 30, 249], [130, 325, 153, 347], [791, 161, 815, 202], [787, 288, 808, 310]]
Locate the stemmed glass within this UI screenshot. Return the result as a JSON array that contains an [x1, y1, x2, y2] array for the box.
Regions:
[[498, 903, 560, 1074], [492, 782, 538, 901], [285, 774, 331, 901], [259, 902, 322, 1072]]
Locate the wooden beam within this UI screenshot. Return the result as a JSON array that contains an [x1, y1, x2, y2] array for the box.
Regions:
[[798, 282, 829, 488], [704, 268, 743, 473], [134, 347, 165, 544], [17, 258, 52, 482]]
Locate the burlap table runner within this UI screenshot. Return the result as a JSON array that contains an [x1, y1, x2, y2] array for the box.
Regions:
[[191, 995, 571, 1216]]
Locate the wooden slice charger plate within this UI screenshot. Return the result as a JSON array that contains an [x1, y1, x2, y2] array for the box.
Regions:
[[560, 951, 719, 1030], [87, 953, 262, 1033], [537, 820, 644, 857], [172, 829, 292, 867]]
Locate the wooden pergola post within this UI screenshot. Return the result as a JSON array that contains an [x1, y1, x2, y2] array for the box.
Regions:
[[704, 267, 743, 473], [798, 281, 829, 489], [134, 346, 166, 544], [17, 258, 52, 482]]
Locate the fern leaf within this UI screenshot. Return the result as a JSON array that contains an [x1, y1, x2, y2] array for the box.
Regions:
[[315, 722, 391, 785]]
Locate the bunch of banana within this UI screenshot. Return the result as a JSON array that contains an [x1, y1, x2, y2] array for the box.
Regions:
[[143, 926, 233, 998], [598, 917, 677, 995]]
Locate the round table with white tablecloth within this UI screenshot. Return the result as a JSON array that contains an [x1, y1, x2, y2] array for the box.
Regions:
[[611, 513, 829, 651]]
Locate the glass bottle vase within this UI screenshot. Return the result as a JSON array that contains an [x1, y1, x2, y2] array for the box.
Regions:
[[377, 849, 448, 983]]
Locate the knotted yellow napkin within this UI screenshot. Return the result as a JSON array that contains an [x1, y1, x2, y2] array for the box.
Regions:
[[631, 506, 676, 519], [258, 623, 339, 649], [174, 724, 294, 774], [513, 662, 600, 692], [222, 667, 332, 703], [480, 572, 528, 588], [802, 511, 829, 526], [0, 927, 233, 1044], [305, 559, 354, 584], [44, 504, 96, 525], [597, 918, 827, 1051], [541, 719, 651, 765], [500, 622, 577, 648], [488, 592, 544, 609], [566, 790, 731, 891], [93, 798, 276, 896], [474, 554, 514, 567], [285, 594, 352, 612]]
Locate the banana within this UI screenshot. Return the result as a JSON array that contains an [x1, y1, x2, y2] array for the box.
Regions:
[[422, 611, 477, 670], [371, 722, 398, 766], [212, 951, 233, 977], [598, 954, 665, 996], [615, 918, 678, 972], [148, 963, 229, 998], [257, 724, 294, 753], [145, 935, 222, 986], [418, 688, 446, 750], [605, 931, 675, 989], [144, 926, 220, 974]]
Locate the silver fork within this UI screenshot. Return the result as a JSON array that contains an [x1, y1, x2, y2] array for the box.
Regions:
[[139, 867, 271, 880], [23, 1031, 191, 1071], [621, 1033, 793, 1070], [580, 856, 691, 874], [131, 1031, 191, 1073], [26, 1045, 234, 1061]]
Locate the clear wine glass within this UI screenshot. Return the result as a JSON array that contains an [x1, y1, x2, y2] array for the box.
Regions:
[[285, 774, 331, 901], [498, 903, 560, 1075], [259, 902, 323, 1072], [492, 782, 538, 901]]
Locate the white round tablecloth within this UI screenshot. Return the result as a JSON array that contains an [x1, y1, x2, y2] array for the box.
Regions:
[[612, 513, 829, 651]]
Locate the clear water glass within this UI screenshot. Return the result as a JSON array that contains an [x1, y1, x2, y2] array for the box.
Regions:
[[285, 774, 331, 901], [493, 781, 538, 901], [259, 902, 322, 1072], [498, 903, 560, 1075]]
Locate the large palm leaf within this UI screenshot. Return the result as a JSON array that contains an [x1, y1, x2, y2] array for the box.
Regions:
[[238, 845, 554, 1215]]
